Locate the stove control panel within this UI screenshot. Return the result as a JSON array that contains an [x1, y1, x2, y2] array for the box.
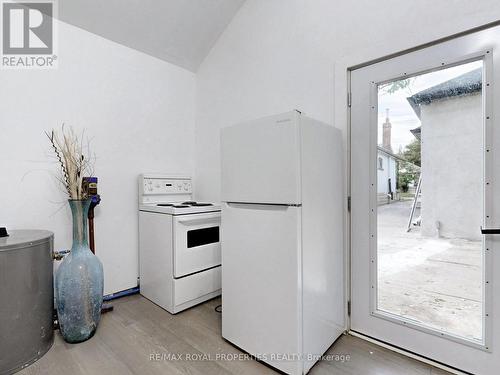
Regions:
[[140, 176, 192, 195]]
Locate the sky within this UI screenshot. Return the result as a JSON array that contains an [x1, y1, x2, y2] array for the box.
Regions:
[[377, 60, 483, 153]]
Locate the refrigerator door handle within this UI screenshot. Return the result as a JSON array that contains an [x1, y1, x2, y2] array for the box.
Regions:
[[225, 202, 301, 208]]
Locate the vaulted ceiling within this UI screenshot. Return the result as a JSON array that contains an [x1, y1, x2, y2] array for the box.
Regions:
[[58, 0, 245, 71]]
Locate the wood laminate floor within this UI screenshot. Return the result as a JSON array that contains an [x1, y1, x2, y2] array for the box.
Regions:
[[20, 295, 451, 375]]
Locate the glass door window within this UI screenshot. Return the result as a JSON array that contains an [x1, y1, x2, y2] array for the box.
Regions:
[[376, 60, 484, 342]]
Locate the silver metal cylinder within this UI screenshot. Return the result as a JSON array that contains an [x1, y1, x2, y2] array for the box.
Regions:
[[0, 230, 54, 375]]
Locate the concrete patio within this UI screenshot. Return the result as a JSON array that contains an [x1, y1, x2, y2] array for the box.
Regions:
[[377, 200, 482, 341]]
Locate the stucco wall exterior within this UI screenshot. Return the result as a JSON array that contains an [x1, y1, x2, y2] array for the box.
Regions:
[[420, 93, 482, 240]]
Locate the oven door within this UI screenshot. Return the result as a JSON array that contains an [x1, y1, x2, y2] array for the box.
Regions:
[[173, 212, 221, 278]]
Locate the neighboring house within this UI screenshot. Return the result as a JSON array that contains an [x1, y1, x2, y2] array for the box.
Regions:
[[377, 110, 398, 205], [377, 147, 398, 204], [407, 68, 482, 240]]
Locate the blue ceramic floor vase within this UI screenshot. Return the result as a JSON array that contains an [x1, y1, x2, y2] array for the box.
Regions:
[[56, 199, 104, 343]]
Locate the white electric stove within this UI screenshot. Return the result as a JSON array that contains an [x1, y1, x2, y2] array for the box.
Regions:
[[138, 174, 221, 314]]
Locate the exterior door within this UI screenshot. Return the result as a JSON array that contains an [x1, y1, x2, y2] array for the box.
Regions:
[[350, 26, 500, 374]]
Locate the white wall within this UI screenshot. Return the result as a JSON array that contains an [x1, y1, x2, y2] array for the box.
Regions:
[[377, 152, 397, 196], [0, 21, 196, 294], [421, 94, 482, 240], [194, 0, 500, 202]]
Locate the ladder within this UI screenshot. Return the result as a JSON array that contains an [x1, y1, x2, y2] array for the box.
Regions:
[[406, 174, 422, 232]]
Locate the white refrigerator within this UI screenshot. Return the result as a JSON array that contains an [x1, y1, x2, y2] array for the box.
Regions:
[[221, 111, 345, 374]]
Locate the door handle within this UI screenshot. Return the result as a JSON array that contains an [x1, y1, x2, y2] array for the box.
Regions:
[[177, 218, 220, 225], [481, 226, 500, 234]]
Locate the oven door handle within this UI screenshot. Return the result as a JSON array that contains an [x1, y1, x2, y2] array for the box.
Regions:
[[177, 217, 220, 226]]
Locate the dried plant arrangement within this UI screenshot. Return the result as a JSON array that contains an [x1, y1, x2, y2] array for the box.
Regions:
[[45, 125, 94, 200]]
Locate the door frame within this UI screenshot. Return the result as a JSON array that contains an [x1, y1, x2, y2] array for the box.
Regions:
[[346, 23, 500, 374]]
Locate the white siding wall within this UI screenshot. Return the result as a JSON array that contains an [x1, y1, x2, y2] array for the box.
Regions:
[[389, 157, 397, 195], [421, 93, 482, 240], [377, 152, 397, 195]]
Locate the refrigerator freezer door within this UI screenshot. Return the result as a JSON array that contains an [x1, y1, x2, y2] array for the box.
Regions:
[[221, 202, 302, 375], [221, 112, 301, 204]]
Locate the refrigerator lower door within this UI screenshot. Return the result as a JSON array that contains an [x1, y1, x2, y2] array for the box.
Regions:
[[221, 202, 303, 375]]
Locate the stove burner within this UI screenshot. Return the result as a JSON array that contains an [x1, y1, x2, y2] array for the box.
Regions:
[[157, 202, 214, 208], [181, 201, 214, 207]]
